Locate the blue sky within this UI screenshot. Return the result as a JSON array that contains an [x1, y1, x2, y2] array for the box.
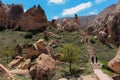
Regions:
[[2, 0, 119, 20]]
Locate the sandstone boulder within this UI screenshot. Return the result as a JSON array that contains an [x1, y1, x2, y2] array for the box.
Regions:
[[51, 19, 57, 28], [53, 53, 63, 61], [0, 64, 14, 80], [30, 54, 56, 80], [43, 31, 56, 39], [62, 21, 72, 31], [26, 44, 40, 59], [48, 40, 59, 48], [8, 56, 23, 68], [17, 59, 31, 69], [61, 15, 80, 31], [80, 39, 85, 44], [10, 69, 31, 80], [108, 46, 120, 73], [26, 39, 50, 59], [71, 22, 80, 31]]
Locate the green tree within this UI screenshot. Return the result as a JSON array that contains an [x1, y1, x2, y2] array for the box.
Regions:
[[60, 43, 80, 77]]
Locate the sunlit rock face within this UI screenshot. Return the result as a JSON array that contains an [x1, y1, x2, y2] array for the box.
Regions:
[[17, 5, 49, 31], [87, 2, 120, 47], [26, 39, 50, 59], [0, 2, 49, 31], [30, 54, 56, 80], [108, 47, 120, 74]]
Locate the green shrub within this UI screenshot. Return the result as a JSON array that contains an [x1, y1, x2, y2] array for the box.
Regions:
[[43, 35, 49, 41], [0, 25, 6, 31], [14, 26, 21, 31], [24, 32, 33, 39], [89, 36, 95, 43], [101, 62, 114, 75]]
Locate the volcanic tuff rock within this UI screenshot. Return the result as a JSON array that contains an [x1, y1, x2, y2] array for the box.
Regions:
[[87, 2, 120, 46], [17, 5, 49, 31]]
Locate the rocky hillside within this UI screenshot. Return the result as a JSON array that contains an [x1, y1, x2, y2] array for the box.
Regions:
[[87, 2, 120, 46], [78, 15, 96, 29], [57, 15, 96, 30], [0, 2, 48, 31]]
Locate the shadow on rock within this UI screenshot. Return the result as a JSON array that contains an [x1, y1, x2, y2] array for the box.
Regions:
[[112, 76, 120, 80]]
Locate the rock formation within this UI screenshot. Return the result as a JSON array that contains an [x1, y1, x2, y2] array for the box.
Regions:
[[108, 46, 120, 73], [97, 28, 108, 45], [61, 14, 80, 31], [26, 39, 51, 59], [0, 7, 10, 28], [8, 56, 23, 68], [50, 14, 80, 31], [11, 69, 31, 80], [62, 19, 72, 31], [107, 10, 120, 46], [50, 19, 62, 30], [4, 38, 56, 80], [74, 14, 79, 25], [53, 53, 63, 61], [57, 15, 96, 30], [7, 4, 24, 21], [87, 2, 120, 47], [43, 31, 56, 39], [0, 64, 14, 80], [17, 5, 49, 31], [30, 54, 56, 80], [51, 19, 58, 28], [0, 2, 49, 31], [0, 3, 24, 29], [17, 59, 31, 69]]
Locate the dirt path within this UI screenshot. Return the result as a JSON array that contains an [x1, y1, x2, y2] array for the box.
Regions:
[[86, 42, 113, 80]]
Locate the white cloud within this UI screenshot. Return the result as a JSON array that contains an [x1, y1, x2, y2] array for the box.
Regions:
[[48, 0, 65, 4], [53, 16, 59, 19], [89, 12, 97, 15], [95, 0, 106, 4], [62, 2, 92, 16]]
